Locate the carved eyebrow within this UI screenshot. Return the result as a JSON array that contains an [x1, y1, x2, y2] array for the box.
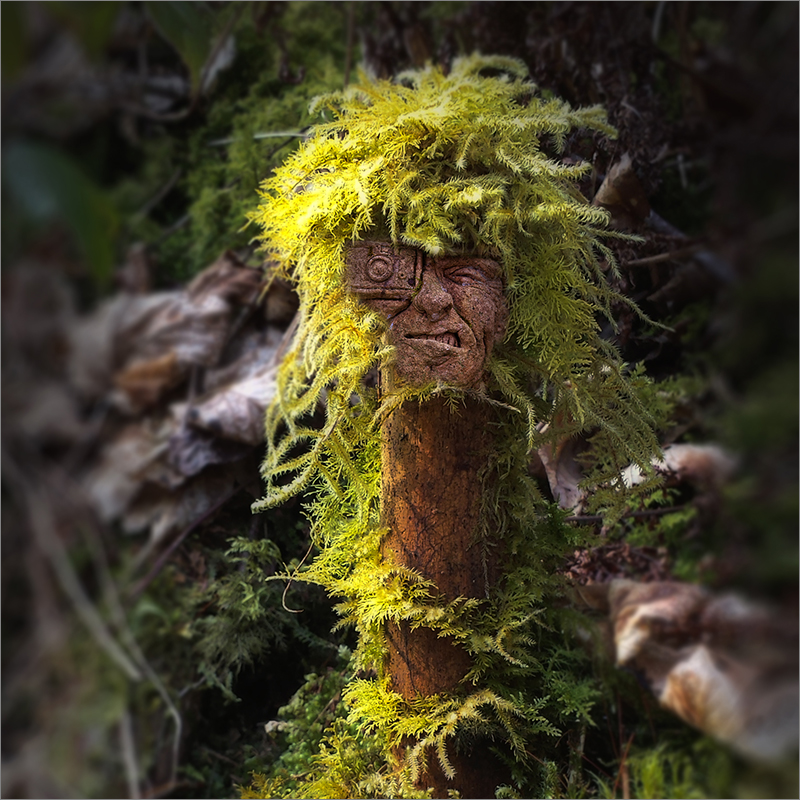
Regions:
[[436, 258, 502, 281]]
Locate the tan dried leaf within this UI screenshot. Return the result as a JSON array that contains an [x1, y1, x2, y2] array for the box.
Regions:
[[592, 152, 651, 230], [535, 421, 587, 511], [112, 351, 183, 411], [184, 328, 282, 445], [68, 252, 264, 411], [82, 418, 182, 522], [122, 466, 240, 544], [608, 579, 798, 762], [622, 442, 738, 489]]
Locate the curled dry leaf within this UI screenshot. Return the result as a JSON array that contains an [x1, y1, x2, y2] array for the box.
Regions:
[[82, 419, 180, 522], [622, 442, 739, 490], [69, 251, 264, 412], [536, 434, 585, 512], [608, 579, 799, 763], [183, 327, 283, 445], [166, 427, 254, 478], [122, 465, 241, 544], [592, 151, 651, 230], [535, 422, 587, 512], [113, 350, 183, 411]]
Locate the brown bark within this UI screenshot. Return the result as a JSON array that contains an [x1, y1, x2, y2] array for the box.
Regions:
[[380, 394, 507, 797]]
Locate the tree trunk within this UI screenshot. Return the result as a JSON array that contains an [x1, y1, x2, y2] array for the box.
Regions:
[[380, 394, 506, 798]]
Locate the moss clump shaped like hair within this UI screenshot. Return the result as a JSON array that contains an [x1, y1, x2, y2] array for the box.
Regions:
[[251, 54, 657, 511], [248, 55, 661, 794]]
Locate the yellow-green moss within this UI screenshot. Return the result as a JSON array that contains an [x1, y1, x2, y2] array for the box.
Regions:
[[248, 55, 663, 795]]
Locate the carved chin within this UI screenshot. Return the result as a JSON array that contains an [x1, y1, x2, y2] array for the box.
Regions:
[[392, 339, 488, 388]]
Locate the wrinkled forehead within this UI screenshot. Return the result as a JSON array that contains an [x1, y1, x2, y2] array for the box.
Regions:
[[345, 241, 502, 300]]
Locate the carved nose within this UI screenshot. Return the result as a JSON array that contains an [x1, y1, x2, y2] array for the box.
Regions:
[[412, 270, 453, 320]]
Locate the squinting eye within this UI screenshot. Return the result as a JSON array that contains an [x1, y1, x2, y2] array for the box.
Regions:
[[446, 268, 483, 284]]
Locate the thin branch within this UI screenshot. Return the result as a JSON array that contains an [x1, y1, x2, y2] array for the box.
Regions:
[[133, 168, 182, 221], [1, 452, 143, 682], [622, 244, 703, 267], [79, 517, 183, 786], [119, 710, 142, 800], [207, 131, 306, 147], [565, 504, 688, 524]]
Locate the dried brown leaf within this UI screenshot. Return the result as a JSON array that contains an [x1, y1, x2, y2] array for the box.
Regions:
[[69, 252, 265, 411], [608, 579, 799, 762], [122, 466, 240, 544], [592, 152, 651, 230], [82, 419, 181, 523], [622, 443, 738, 490], [113, 351, 183, 412], [182, 327, 282, 445]]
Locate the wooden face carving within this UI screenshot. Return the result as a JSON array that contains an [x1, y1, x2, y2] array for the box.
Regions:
[[346, 242, 508, 388]]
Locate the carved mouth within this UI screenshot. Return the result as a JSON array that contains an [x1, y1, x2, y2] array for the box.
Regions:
[[405, 331, 461, 348]]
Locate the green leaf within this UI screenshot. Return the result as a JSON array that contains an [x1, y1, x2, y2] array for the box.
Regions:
[[2, 140, 119, 286], [146, 0, 215, 92]]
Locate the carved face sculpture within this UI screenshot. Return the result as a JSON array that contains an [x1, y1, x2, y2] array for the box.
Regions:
[[346, 242, 508, 388]]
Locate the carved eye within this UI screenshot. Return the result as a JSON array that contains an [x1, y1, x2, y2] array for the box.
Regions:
[[446, 266, 483, 285], [366, 255, 395, 282]]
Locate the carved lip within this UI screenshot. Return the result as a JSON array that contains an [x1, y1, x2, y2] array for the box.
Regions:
[[404, 331, 461, 348]]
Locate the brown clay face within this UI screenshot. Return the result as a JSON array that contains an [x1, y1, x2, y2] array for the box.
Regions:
[[346, 242, 507, 388]]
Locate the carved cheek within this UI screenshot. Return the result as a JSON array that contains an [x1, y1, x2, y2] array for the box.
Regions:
[[455, 285, 508, 347]]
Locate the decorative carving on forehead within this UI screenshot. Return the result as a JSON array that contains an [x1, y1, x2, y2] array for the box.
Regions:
[[346, 241, 421, 298], [346, 241, 508, 389]]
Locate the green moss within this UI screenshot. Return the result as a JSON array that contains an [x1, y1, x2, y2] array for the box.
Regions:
[[243, 56, 668, 796]]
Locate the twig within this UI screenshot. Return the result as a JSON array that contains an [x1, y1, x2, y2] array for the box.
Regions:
[[1, 453, 144, 682], [128, 488, 242, 600], [612, 733, 635, 800], [282, 539, 315, 613], [79, 516, 184, 787], [7, 450, 186, 788], [207, 130, 306, 147], [156, 213, 190, 243], [119, 710, 142, 800], [622, 244, 703, 267], [200, 746, 239, 766], [565, 504, 688, 524], [133, 168, 182, 221]]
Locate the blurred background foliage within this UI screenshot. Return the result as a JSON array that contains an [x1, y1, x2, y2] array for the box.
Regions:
[[1, 2, 797, 798]]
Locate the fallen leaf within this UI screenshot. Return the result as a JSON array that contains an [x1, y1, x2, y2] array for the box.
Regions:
[[622, 443, 738, 489], [82, 419, 180, 522], [535, 420, 588, 511], [608, 579, 799, 763], [592, 152, 651, 230], [113, 351, 183, 411], [185, 250, 263, 307], [182, 326, 282, 445], [123, 465, 241, 544], [167, 427, 253, 478], [69, 252, 265, 410], [536, 434, 585, 511]]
